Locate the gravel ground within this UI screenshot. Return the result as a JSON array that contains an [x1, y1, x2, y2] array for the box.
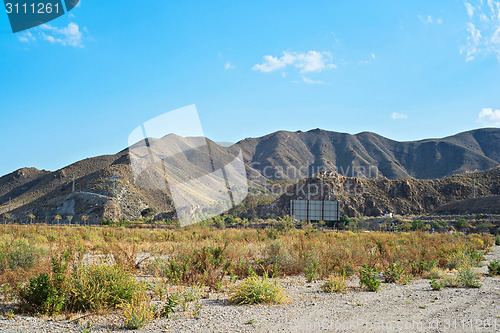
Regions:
[[1, 247, 499, 333]]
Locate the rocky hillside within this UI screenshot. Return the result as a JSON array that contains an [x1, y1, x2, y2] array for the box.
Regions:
[[263, 167, 500, 218]]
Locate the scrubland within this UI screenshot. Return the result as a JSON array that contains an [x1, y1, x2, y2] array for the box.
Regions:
[[0, 222, 498, 332]]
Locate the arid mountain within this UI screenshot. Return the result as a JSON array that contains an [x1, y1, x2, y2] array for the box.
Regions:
[[264, 167, 500, 218], [234, 128, 500, 180], [0, 128, 498, 222]]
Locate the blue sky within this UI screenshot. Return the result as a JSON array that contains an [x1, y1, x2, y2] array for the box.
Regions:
[[0, 0, 499, 176]]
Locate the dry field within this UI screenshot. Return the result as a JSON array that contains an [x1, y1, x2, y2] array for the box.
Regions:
[[0, 224, 498, 332]]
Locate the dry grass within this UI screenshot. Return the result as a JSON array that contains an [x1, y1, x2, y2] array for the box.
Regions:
[[0, 224, 493, 306]]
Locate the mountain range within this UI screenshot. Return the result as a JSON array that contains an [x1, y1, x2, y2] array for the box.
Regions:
[[0, 128, 498, 222]]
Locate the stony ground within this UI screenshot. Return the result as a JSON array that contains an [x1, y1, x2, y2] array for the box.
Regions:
[[1, 247, 499, 333]]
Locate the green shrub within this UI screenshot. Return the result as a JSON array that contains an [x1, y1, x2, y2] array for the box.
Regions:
[[304, 261, 320, 283], [359, 265, 381, 292], [442, 275, 460, 287], [140, 208, 156, 218], [265, 240, 296, 272], [157, 243, 231, 289], [0, 240, 39, 272], [423, 267, 444, 280], [121, 294, 154, 329], [409, 260, 437, 276], [157, 258, 187, 282], [442, 266, 482, 288], [182, 288, 202, 303], [446, 249, 482, 270], [100, 218, 114, 226], [19, 273, 65, 315], [19, 257, 67, 315], [495, 235, 500, 246], [275, 216, 294, 234], [429, 277, 444, 291], [160, 294, 179, 318], [384, 263, 404, 283], [67, 265, 141, 312], [321, 274, 347, 293], [400, 273, 414, 285], [411, 220, 425, 231], [455, 218, 469, 229], [457, 266, 482, 288], [338, 264, 355, 278], [488, 260, 500, 276], [229, 276, 286, 305]]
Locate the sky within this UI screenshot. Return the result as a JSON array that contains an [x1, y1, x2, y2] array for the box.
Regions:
[[0, 0, 500, 176]]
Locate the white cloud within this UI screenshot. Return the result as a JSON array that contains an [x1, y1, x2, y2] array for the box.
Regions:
[[302, 77, 325, 85], [18, 22, 87, 47], [40, 23, 83, 47], [18, 31, 35, 43], [224, 62, 234, 70], [465, 2, 475, 18], [252, 51, 336, 74], [462, 0, 500, 62], [391, 112, 408, 120], [478, 108, 500, 126], [418, 15, 443, 25], [17, 22, 85, 47], [371, 53, 376, 59]]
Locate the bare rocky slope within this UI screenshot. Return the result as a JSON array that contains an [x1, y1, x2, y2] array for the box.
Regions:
[[263, 167, 500, 218]]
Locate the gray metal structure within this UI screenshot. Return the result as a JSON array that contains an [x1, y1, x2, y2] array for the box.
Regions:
[[290, 200, 340, 221]]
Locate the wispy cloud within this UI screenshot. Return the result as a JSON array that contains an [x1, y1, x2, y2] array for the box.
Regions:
[[302, 77, 325, 85], [252, 51, 336, 74], [330, 32, 342, 46], [17, 22, 85, 47], [391, 112, 408, 120], [17, 31, 35, 43], [478, 108, 500, 126], [40, 23, 84, 47], [359, 53, 376, 65], [418, 15, 443, 25], [224, 62, 234, 70], [462, 1, 500, 62]]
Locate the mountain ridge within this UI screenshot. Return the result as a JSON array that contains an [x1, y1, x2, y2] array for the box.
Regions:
[[0, 127, 498, 221]]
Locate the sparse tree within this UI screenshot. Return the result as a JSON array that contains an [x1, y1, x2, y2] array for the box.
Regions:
[[81, 215, 89, 225], [1, 213, 10, 224], [54, 215, 62, 225], [455, 218, 469, 230], [28, 214, 36, 224], [66, 215, 73, 225]]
